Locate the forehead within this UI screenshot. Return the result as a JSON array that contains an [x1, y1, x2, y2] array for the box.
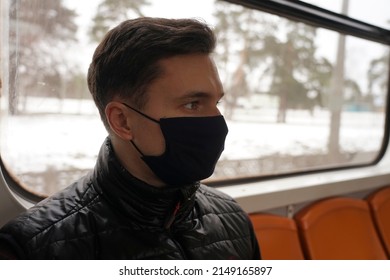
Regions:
[[159, 53, 218, 75], [150, 53, 223, 95]]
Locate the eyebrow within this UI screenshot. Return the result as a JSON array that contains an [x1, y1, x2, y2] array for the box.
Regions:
[[179, 91, 225, 100]]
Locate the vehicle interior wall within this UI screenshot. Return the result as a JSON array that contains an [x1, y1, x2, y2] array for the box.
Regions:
[[0, 172, 26, 227]]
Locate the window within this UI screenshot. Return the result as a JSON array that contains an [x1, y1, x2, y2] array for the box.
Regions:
[[301, 0, 390, 30], [0, 0, 389, 197]]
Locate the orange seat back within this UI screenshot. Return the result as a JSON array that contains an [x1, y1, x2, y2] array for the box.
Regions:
[[295, 197, 387, 259], [367, 186, 390, 258], [249, 213, 304, 259]]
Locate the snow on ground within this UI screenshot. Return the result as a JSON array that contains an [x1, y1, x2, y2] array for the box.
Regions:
[[1, 98, 107, 174]]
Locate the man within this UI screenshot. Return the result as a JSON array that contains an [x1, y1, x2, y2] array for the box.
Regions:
[[0, 17, 260, 259]]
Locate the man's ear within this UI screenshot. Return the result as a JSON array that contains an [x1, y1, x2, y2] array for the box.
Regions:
[[105, 101, 133, 140]]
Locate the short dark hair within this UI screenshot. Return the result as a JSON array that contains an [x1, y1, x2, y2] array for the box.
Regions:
[[87, 17, 216, 130]]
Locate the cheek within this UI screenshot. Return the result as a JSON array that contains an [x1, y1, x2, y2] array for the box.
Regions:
[[135, 120, 166, 156]]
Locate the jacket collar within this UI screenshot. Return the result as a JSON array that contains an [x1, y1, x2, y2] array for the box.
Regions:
[[91, 137, 199, 230]]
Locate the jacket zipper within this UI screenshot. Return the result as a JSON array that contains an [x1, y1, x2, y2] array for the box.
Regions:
[[164, 201, 181, 230], [164, 201, 188, 259]]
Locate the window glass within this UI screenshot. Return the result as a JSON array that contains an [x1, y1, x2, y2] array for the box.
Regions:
[[210, 1, 389, 181], [0, 0, 389, 196]]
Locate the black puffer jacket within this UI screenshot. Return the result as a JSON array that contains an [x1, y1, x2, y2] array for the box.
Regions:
[[0, 138, 260, 259]]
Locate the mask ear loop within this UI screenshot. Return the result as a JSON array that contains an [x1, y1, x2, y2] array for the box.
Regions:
[[130, 140, 145, 156], [121, 103, 160, 157], [122, 103, 160, 124]]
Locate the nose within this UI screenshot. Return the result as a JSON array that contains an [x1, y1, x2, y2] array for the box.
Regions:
[[207, 104, 222, 117]]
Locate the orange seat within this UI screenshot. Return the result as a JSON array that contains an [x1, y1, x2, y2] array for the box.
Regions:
[[249, 213, 304, 259], [367, 186, 390, 258], [295, 197, 387, 259]]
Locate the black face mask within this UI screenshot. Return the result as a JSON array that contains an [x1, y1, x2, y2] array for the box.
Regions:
[[122, 103, 228, 186]]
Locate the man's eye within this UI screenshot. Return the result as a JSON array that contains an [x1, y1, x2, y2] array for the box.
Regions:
[[184, 102, 199, 110]]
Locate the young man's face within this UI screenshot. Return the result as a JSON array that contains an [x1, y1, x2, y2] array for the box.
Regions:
[[129, 53, 225, 158]]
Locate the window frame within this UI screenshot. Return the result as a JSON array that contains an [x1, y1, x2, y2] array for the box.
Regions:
[[225, 0, 390, 45]]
